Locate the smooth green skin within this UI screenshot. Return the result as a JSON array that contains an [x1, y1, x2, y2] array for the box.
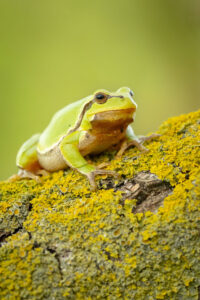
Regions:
[[38, 87, 137, 151], [16, 87, 137, 184]]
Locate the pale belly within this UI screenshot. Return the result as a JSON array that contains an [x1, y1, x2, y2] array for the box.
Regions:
[[37, 129, 126, 172]]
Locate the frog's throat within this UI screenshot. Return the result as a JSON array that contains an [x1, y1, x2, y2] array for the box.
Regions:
[[68, 94, 124, 135], [91, 108, 135, 132]]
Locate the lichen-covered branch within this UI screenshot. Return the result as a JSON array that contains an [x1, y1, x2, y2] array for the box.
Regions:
[[0, 110, 200, 299]]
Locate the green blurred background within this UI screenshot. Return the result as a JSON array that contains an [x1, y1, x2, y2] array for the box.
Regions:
[[0, 0, 199, 180]]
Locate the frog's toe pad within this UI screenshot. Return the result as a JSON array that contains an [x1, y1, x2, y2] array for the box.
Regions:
[[139, 133, 161, 143], [97, 162, 110, 169], [94, 169, 119, 176]]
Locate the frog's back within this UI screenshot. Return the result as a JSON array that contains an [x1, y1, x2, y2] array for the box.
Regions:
[[38, 96, 90, 152]]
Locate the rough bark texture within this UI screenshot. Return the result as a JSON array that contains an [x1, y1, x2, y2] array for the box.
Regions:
[[0, 110, 200, 300]]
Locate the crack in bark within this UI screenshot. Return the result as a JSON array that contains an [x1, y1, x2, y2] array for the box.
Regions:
[[0, 194, 35, 247], [46, 247, 63, 279], [0, 193, 64, 280], [32, 242, 64, 279], [100, 171, 173, 213], [0, 226, 23, 247]]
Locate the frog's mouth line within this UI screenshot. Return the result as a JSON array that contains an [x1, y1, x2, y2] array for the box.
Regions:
[[93, 108, 135, 119]]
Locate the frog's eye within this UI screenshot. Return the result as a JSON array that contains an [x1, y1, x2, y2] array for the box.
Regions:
[[129, 90, 134, 97], [94, 92, 108, 104]]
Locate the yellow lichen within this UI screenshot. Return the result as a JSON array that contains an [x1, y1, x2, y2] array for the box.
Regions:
[[0, 110, 200, 299]]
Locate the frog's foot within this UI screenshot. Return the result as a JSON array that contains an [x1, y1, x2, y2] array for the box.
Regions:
[[86, 169, 120, 191], [138, 133, 161, 143], [97, 162, 110, 169], [8, 169, 41, 183], [116, 134, 161, 158], [116, 139, 148, 158]]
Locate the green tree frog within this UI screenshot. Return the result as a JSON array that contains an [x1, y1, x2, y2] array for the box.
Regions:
[[14, 87, 159, 190]]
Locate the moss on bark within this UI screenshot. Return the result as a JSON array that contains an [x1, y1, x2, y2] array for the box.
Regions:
[[0, 110, 200, 299]]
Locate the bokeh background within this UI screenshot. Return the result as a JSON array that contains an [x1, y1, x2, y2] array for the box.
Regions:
[[0, 0, 199, 180]]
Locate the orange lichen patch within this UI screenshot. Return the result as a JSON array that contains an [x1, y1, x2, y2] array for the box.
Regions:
[[0, 110, 200, 299]]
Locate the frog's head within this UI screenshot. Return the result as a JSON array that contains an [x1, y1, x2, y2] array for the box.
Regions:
[[90, 87, 137, 114], [69, 87, 137, 134], [85, 87, 137, 130]]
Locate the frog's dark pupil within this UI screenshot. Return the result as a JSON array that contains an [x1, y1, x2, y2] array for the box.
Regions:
[[96, 94, 105, 99]]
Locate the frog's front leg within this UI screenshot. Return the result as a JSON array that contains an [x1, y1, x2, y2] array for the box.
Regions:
[[116, 126, 160, 157], [59, 132, 118, 191]]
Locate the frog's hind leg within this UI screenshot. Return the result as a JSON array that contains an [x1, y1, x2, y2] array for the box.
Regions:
[[9, 169, 41, 182], [9, 133, 44, 182]]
